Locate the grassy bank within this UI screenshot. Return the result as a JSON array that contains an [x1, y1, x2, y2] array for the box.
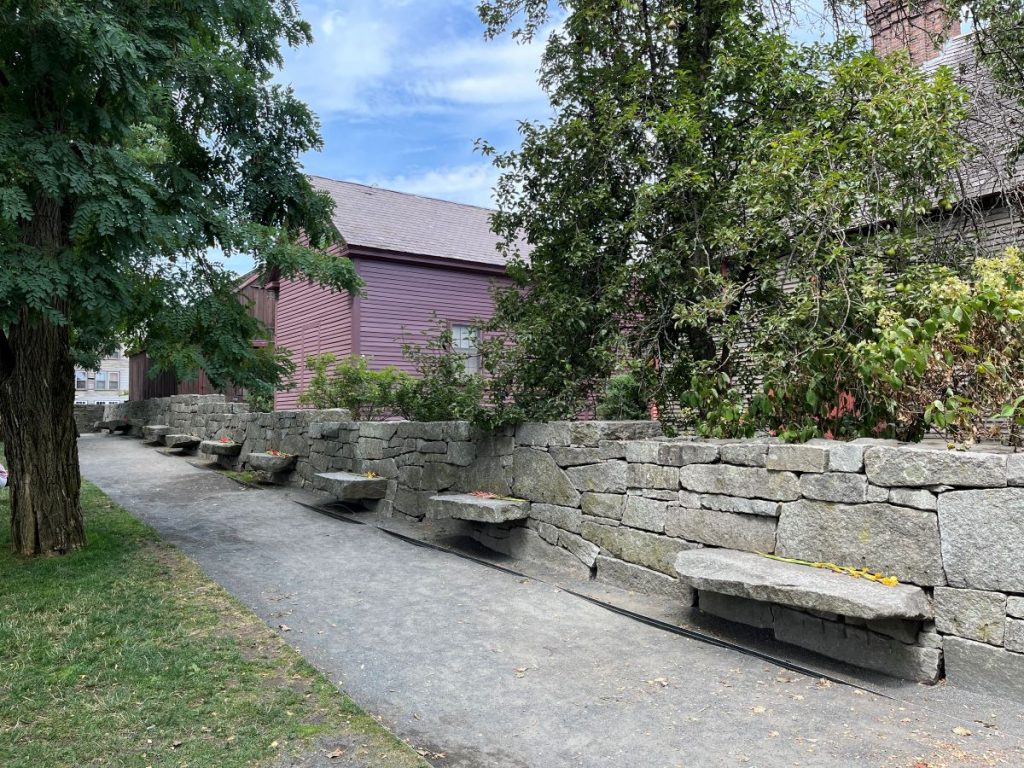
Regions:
[[0, 475, 430, 768]]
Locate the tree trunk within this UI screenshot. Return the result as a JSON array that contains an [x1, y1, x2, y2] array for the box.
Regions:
[[0, 313, 84, 556], [0, 194, 84, 556]]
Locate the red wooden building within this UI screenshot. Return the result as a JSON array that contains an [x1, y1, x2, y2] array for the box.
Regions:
[[274, 177, 515, 409]]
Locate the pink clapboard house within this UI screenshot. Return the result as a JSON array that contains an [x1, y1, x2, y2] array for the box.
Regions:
[[273, 177, 516, 409]]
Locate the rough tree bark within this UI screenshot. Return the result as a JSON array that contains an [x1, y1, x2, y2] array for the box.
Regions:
[[0, 196, 84, 556]]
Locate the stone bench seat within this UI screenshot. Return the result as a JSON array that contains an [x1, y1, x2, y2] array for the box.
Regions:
[[247, 452, 296, 473], [200, 440, 242, 457], [164, 434, 201, 453], [674, 549, 931, 621], [315, 471, 389, 501], [96, 419, 131, 434], [427, 493, 530, 523], [142, 425, 171, 444]]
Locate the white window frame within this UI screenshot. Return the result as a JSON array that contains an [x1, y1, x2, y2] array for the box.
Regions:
[[450, 324, 479, 374]]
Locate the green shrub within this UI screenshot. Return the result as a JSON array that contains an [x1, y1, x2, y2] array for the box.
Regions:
[[678, 248, 1024, 446], [395, 320, 486, 422], [297, 354, 411, 420], [595, 373, 648, 420], [854, 247, 1024, 445]]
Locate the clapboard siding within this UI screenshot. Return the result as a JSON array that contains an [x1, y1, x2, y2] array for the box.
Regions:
[[356, 257, 509, 372], [274, 276, 354, 409]]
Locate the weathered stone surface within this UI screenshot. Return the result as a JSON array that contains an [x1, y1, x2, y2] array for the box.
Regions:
[[799, 473, 870, 504], [774, 607, 940, 682], [621, 495, 669, 533], [626, 463, 679, 490], [939, 488, 1024, 592], [595, 556, 691, 600], [624, 441, 662, 464], [358, 421, 399, 440], [569, 420, 662, 446], [865, 617, 920, 644], [427, 493, 530, 523], [164, 434, 200, 452], [530, 503, 582, 534], [865, 446, 1007, 488], [699, 494, 779, 517], [535, 521, 560, 544], [887, 487, 937, 511], [559, 530, 600, 567], [776, 500, 945, 586], [247, 452, 297, 474], [200, 440, 241, 457], [1009, 454, 1024, 487], [417, 440, 447, 454], [550, 446, 620, 467], [511, 448, 580, 506], [823, 442, 866, 473], [581, 522, 698, 575], [678, 465, 800, 501], [1005, 619, 1024, 653], [934, 587, 1006, 646], [674, 549, 931, 620], [698, 591, 774, 629], [719, 443, 769, 467], [566, 461, 627, 493], [420, 461, 459, 492], [766, 444, 829, 473], [580, 492, 624, 520], [280, 433, 307, 457], [500, 528, 591, 577], [316, 471, 389, 501], [446, 441, 476, 466], [456, 456, 511, 497], [658, 442, 720, 467], [1009, 596, 1024, 619], [515, 422, 571, 447], [944, 636, 1024, 700], [665, 507, 777, 552], [142, 424, 171, 444]]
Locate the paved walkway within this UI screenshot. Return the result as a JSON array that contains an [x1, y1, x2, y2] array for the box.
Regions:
[[80, 435, 1024, 768]]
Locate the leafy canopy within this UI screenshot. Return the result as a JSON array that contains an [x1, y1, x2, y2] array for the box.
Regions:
[[476, 0, 1018, 436], [0, 0, 359, 389]]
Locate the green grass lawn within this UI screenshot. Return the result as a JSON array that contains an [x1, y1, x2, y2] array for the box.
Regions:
[[0, 470, 432, 768]]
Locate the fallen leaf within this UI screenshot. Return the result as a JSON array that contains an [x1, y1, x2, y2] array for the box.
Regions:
[[327, 747, 346, 759], [270, 740, 279, 749], [278, 624, 291, 632], [952, 726, 972, 737], [751, 705, 766, 715]]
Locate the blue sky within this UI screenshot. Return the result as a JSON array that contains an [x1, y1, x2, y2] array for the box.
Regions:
[[219, 1, 551, 273], [218, 1, 863, 274]]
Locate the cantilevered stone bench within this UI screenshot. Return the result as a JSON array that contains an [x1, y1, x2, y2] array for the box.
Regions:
[[163, 434, 201, 454], [96, 419, 131, 434], [674, 549, 931, 621], [200, 440, 242, 458], [315, 472, 389, 501], [246, 452, 296, 484], [427, 493, 530, 524], [142, 425, 171, 445]]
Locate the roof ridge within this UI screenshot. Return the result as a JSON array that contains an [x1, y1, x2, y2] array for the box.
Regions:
[[306, 174, 498, 214]]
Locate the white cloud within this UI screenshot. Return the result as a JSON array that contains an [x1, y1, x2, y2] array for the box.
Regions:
[[360, 163, 502, 208], [279, 0, 550, 118]]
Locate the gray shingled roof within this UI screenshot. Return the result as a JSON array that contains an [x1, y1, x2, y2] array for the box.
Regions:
[[309, 176, 524, 268], [924, 33, 1024, 200]]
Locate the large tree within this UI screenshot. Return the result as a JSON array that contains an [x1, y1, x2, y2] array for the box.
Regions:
[[0, 1, 358, 555], [477, 0, 1022, 431]]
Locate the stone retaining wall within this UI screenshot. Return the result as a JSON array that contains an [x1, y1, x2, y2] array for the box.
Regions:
[[73, 404, 105, 434], [103, 396, 1024, 699]]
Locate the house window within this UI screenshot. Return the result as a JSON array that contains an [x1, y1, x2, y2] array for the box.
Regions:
[[95, 371, 120, 391], [450, 324, 479, 374], [75, 371, 87, 390]]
